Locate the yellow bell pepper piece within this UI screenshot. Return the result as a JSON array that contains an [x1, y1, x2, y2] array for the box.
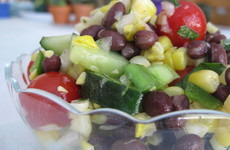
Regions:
[[73, 35, 98, 49], [131, 0, 157, 22]]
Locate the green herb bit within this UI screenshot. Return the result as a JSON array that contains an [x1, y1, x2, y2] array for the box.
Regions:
[[177, 25, 200, 41], [221, 39, 230, 50], [172, 0, 180, 7]]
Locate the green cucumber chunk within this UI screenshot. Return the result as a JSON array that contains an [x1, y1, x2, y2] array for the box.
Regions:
[[147, 64, 179, 89], [80, 71, 143, 115], [40, 33, 77, 56], [124, 64, 157, 92], [176, 63, 226, 89], [185, 82, 222, 110], [29, 50, 44, 75], [70, 45, 128, 77]]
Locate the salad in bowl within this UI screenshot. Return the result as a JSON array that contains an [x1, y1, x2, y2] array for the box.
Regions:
[[5, 0, 230, 149]]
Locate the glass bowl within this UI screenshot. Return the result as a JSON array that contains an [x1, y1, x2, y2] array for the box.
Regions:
[[5, 52, 230, 150]]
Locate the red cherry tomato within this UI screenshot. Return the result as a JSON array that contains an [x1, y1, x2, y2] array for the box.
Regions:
[[157, 1, 206, 47], [169, 66, 194, 86], [19, 72, 80, 128]]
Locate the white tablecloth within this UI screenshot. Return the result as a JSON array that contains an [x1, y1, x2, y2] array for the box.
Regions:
[[0, 12, 230, 150]]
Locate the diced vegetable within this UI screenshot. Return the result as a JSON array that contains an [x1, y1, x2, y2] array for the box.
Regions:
[[70, 36, 129, 77], [125, 64, 157, 92], [40, 33, 77, 56], [80, 71, 143, 115], [29, 50, 45, 80], [188, 70, 219, 93], [177, 63, 226, 89], [185, 82, 222, 110], [147, 64, 179, 89]]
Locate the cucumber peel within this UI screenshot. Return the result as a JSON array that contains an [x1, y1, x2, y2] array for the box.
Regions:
[[70, 44, 128, 77], [80, 71, 143, 115], [40, 33, 77, 56]]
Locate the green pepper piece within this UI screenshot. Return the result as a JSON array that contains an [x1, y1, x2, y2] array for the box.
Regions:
[[185, 82, 222, 110], [125, 64, 157, 92], [29, 50, 45, 76], [176, 63, 226, 89]]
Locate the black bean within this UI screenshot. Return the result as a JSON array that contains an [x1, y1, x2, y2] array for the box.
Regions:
[[42, 54, 61, 73], [142, 91, 173, 117], [80, 25, 105, 40], [97, 29, 126, 51], [226, 51, 230, 64], [88, 132, 113, 150], [209, 43, 228, 65], [164, 116, 186, 129], [205, 33, 226, 44], [111, 138, 148, 150], [225, 67, 230, 87], [213, 83, 230, 103], [172, 95, 190, 111], [134, 30, 158, 50], [103, 2, 126, 28], [171, 134, 205, 150], [121, 42, 141, 59], [187, 40, 208, 59]]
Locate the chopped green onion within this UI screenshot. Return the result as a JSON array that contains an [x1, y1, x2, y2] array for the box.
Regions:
[[177, 25, 200, 41], [221, 39, 230, 50]]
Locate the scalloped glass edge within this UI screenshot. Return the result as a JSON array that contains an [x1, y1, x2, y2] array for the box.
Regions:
[[4, 51, 230, 125]]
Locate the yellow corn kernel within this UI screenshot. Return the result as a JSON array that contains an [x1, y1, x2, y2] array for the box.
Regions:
[[158, 36, 173, 52], [123, 24, 134, 37], [125, 20, 146, 41], [149, 42, 165, 61], [163, 47, 176, 69], [163, 86, 184, 97], [134, 113, 156, 138], [44, 50, 54, 58], [188, 70, 220, 93], [214, 119, 230, 147], [81, 140, 94, 150], [172, 47, 188, 70], [143, 50, 154, 62], [223, 95, 230, 113]]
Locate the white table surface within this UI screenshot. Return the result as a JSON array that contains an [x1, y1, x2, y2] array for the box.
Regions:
[[0, 12, 76, 150], [0, 12, 230, 150]]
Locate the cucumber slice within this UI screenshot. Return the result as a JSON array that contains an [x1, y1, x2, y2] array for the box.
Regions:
[[80, 71, 143, 115], [147, 64, 179, 89], [70, 45, 128, 77], [40, 33, 77, 56]]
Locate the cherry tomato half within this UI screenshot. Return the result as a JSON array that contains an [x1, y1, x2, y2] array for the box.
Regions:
[[19, 72, 80, 128], [157, 1, 206, 47]]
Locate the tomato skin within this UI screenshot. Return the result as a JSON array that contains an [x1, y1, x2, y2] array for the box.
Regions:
[[157, 1, 206, 47], [19, 72, 80, 128], [28, 72, 80, 103]]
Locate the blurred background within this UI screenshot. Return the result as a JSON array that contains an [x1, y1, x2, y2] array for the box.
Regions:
[[0, 0, 230, 25]]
